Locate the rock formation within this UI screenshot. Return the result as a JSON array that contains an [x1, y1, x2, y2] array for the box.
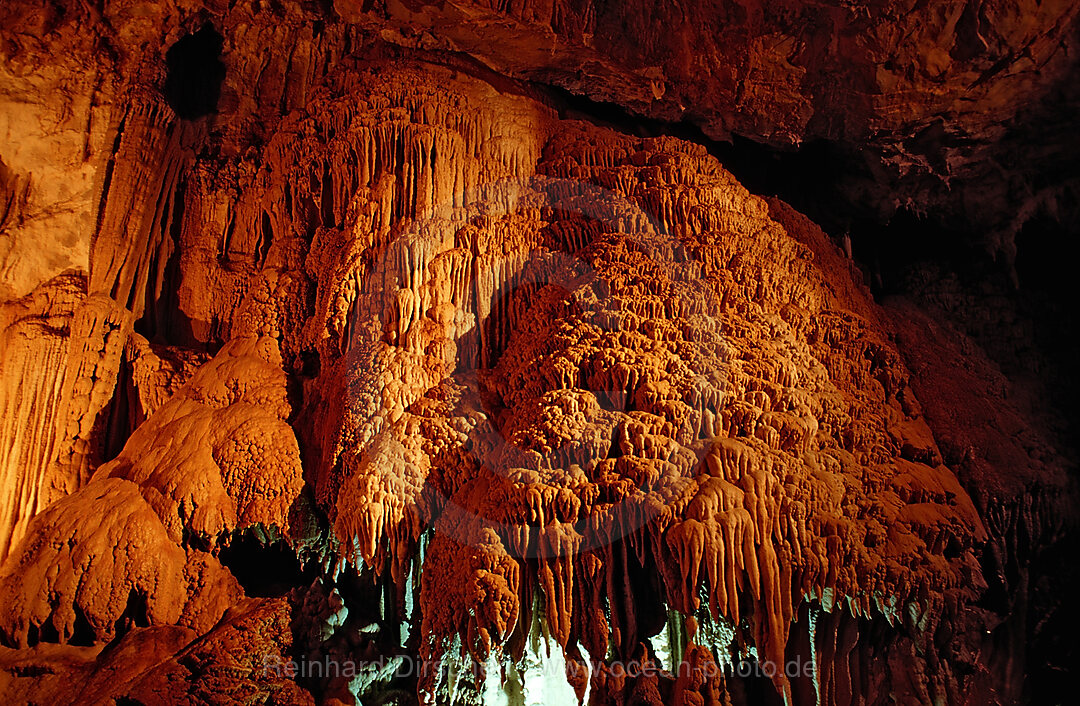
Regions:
[[0, 1, 1075, 705]]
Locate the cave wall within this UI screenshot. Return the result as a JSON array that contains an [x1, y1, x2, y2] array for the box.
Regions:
[[0, 1, 1076, 704]]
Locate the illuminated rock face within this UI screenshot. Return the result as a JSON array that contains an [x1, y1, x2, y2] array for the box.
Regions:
[[0, 2, 1075, 705]]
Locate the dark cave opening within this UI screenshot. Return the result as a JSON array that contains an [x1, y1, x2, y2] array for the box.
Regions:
[[219, 532, 316, 598], [1012, 215, 1080, 431], [725, 657, 787, 706], [163, 24, 226, 120], [848, 207, 978, 297], [114, 590, 151, 636], [292, 561, 424, 704], [1015, 214, 1079, 291]]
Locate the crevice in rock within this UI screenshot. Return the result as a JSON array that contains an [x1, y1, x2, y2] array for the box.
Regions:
[[114, 590, 151, 636], [134, 176, 188, 346], [101, 356, 133, 463]]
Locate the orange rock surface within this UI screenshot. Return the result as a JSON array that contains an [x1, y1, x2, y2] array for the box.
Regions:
[[0, 1, 1075, 704]]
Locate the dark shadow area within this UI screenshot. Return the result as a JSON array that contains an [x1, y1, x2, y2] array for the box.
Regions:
[[219, 532, 316, 597], [545, 84, 876, 239], [164, 24, 226, 120], [134, 179, 189, 345], [1013, 213, 1080, 432]]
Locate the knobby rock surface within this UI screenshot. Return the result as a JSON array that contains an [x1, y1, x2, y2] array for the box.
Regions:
[[0, 1, 1075, 705]]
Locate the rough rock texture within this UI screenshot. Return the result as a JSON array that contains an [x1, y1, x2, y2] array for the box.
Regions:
[[332, 0, 1080, 235], [0, 1, 1075, 705], [3, 0, 1079, 301], [0, 598, 312, 705], [0, 333, 303, 648]]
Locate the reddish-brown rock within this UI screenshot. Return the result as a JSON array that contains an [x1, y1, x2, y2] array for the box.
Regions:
[[0, 1, 1075, 704]]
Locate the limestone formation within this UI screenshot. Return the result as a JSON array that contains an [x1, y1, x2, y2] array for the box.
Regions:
[[0, 1, 1075, 705]]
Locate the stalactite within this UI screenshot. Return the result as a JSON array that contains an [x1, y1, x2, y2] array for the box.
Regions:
[[268, 62, 989, 703], [1, 11, 1066, 699]]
